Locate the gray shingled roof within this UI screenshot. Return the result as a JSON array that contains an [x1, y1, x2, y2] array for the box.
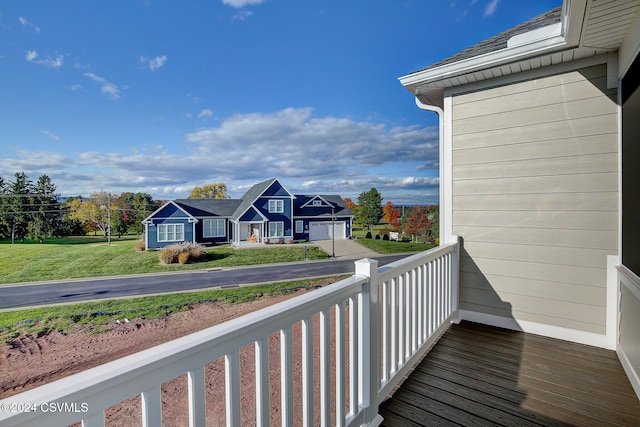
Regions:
[[412, 6, 562, 73], [174, 198, 241, 217], [294, 195, 353, 217], [231, 178, 279, 219], [172, 179, 353, 221]]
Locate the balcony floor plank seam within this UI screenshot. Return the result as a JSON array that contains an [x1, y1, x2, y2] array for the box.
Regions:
[[379, 321, 640, 427]]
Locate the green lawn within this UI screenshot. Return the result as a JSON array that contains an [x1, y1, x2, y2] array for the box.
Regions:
[[355, 237, 434, 254], [0, 276, 343, 344], [0, 237, 328, 285]]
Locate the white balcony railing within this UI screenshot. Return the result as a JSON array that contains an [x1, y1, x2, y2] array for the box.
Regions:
[[0, 239, 459, 427]]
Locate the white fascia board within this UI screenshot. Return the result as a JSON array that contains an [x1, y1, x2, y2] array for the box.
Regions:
[[399, 35, 568, 90], [142, 201, 197, 224]]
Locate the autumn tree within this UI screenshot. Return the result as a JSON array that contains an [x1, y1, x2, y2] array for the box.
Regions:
[[68, 191, 117, 237], [58, 196, 85, 237], [382, 201, 401, 231], [356, 188, 383, 231], [119, 192, 155, 236], [405, 206, 434, 243], [189, 183, 229, 199]]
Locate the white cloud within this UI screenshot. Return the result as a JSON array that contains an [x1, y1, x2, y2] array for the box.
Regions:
[[140, 55, 168, 71], [222, 0, 264, 8], [2, 108, 439, 202], [41, 130, 60, 141], [25, 50, 64, 68], [83, 72, 121, 100], [233, 10, 254, 20], [484, 0, 499, 17], [197, 109, 213, 118], [18, 16, 40, 33]]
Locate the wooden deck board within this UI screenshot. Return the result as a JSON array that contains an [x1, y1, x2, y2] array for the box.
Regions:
[[379, 321, 640, 427]]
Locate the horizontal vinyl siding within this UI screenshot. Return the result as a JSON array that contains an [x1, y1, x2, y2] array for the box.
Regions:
[[452, 64, 618, 335]]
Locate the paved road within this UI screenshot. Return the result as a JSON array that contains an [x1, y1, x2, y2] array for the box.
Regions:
[[0, 254, 408, 310]]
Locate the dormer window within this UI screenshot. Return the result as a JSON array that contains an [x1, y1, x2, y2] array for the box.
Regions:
[[269, 199, 284, 213]]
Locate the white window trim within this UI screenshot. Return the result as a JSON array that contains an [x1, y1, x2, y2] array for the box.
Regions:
[[269, 199, 284, 213], [203, 219, 225, 238], [269, 221, 284, 238], [158, 223, 185, 242], [295, 220, 304, 233]]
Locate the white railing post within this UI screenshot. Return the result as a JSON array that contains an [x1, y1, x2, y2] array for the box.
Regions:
[[141, 387, 162, 427], [450, 235, 460, 322], [355, 258, 383, 426], [188, 366, 206, 427]]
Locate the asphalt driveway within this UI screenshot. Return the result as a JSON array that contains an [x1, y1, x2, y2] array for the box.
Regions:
[[312, 238, 381, 259]]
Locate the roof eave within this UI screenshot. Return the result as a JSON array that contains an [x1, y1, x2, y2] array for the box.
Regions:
[[400, 0, 587, 103], [399, 35, 568, 93]]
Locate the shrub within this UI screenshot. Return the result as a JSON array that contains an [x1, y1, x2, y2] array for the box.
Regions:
[[159, 242, 207, 265], [374, 234, 380, 240], [382, 234, 390, 241], [365, 231, 372, 239], [178, 252, 190, 265], [133, 241, 146, 252]]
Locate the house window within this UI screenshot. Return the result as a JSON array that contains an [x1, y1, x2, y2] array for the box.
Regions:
[[158, 224, 184, 242], [269, 199, 284, 213], [313, 200, 323, 206], [269, 222, 284, 237], [203, 219, 225, 238], [295, 220, 304, 233]]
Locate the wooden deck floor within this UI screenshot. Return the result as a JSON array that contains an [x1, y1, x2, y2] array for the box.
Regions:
[[379, 321, 640, 426]]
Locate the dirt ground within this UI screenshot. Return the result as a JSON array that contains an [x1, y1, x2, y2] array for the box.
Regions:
[[0, 288, 345, 426]]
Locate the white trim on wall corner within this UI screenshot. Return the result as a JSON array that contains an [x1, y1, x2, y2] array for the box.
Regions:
[[458, 310, 614, 350]]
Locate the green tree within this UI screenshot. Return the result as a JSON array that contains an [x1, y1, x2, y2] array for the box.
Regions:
[[28, 174, 61, 243], [119, 192, 155, 236], [356, 188, 383, 231], [0, 177, 8, 239], [4, 172, 34, 243], [188, 183, 229, 199]]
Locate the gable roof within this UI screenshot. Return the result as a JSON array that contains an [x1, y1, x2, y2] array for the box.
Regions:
[[231, 178, 293, 220], [145, 179, 353, 224], [142, 200, 199, 224], [400, 0, 640, 108], [294, 195, 353, 218]]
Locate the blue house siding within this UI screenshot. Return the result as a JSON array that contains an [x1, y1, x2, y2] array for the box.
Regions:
[[239, 207, 265, 222], [146, 217, 195, 249], [262, 181, 291, 197]]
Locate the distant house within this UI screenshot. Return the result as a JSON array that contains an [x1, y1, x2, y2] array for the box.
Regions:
[[143, 178, 353, 249]]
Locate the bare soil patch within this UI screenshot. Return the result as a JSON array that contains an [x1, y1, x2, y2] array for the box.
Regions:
[[0, 288, 344, 426]]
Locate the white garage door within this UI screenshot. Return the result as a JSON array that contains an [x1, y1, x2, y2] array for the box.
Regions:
[[309, 221, 346, 241]]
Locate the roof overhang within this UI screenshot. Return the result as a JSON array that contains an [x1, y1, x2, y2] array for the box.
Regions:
[[399, 0, 640, 108]]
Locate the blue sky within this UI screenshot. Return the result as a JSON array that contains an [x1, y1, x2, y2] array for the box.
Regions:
[[0, 0, 562, 204]]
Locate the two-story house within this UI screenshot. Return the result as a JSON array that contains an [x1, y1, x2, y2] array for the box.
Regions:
[[143, 178, 353, 249]]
